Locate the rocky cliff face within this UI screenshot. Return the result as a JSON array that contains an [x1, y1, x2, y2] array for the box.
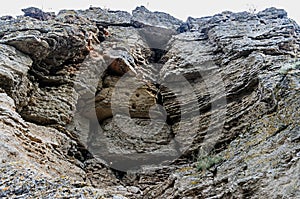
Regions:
[[0, 6, 299, 198]]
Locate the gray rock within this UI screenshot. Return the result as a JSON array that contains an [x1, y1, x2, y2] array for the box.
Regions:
[[0, 44, 33, 110], [22, 7, 55, 21], [131, 6, 182, 30], [0, 16, 91, 68], [0, 6, 299, 199], [77, 7, 132, 25]]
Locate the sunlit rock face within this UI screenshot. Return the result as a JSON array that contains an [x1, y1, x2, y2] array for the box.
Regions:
[[0, 6, 299, 198]]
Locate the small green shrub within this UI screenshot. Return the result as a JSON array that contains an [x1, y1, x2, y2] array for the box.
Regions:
[[197, 155, 223, 172], [279, 61, 300, 74]]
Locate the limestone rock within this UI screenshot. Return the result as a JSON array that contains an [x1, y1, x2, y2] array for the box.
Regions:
[[0, 16, 90, 67], [131, 6, 182, 30], [0, 6, 299, 199], [0, 44, 33, 111], [20, 85, 77, 125], [77, 7, 132, 25], [22, 7, 55, 21]]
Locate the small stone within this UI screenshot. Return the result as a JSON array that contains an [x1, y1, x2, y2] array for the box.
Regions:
[[127, 186, 140, 194]]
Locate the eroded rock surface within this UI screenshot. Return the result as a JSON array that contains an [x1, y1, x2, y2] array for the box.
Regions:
[[0, 6, 299, 199]]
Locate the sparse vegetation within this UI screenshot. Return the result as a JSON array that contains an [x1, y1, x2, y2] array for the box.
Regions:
[[197, 154, 223, 172], [279, 61, 300, 74]]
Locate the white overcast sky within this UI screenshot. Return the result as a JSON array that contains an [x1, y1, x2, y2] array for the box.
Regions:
[[0, 0, 299, 23]]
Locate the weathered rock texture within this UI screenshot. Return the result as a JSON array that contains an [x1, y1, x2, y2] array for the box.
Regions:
[[0, 6, 299, 199]]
